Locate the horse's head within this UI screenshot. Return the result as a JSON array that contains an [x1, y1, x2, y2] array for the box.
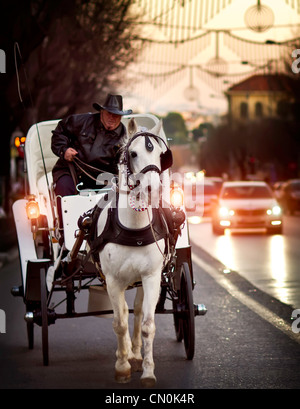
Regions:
[[120, 118, 173, 207]]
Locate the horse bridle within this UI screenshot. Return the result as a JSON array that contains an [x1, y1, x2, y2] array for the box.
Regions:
[[120, 131, 173, 189]]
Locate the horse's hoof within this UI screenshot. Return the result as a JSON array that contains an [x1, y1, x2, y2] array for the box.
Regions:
[[140, 375, 156, 388], [129, 358, 143, 372], [115, 370, 131, 384]]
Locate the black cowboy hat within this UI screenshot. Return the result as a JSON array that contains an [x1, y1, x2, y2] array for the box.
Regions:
[[93, 94, 132, 115]]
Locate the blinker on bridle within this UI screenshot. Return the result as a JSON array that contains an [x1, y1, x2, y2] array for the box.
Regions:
[[120, 131, 173, 189]]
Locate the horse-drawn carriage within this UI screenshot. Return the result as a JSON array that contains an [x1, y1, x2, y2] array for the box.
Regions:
[[12, 113, 206, 386]]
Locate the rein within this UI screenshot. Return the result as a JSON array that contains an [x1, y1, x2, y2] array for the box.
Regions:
[[73, 156, 117, 182], [146, 207, 170, 264]]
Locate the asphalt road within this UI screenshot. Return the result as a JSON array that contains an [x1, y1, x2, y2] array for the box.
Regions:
[[0, 242, 300, 391], [188, 214, 300, 309]]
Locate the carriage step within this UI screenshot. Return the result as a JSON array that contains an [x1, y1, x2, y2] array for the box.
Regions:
[[194, 304, 207, 316]]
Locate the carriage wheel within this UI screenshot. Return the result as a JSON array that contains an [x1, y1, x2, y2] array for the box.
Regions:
[[40, 267, 49, 366], [179, 262, 195, 360], [25, 303, 35, 349], [27, 321, 34, 349], [173, 298, 183, 342]]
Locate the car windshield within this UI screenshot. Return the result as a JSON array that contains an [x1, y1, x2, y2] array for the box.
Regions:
[[221, 185, 273, 199]]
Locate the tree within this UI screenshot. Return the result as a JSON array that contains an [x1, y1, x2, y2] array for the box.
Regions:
[[163, 112, 188, 145], [199, 124, 235, 177], [199, 117, 299, 180], [192, 122, 214, 141], [247, 118, 299, 180], [0, 0, 142, 211]]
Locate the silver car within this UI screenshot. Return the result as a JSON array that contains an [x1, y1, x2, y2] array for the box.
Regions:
[[211, 181, 283, 235]]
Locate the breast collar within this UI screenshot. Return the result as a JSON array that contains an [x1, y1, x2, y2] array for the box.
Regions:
[[88, 192, 170, 262]]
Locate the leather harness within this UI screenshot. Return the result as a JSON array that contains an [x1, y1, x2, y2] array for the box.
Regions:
[[83, 191, 174, 264]]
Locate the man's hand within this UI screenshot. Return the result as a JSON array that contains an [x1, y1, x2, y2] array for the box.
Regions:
[[64, 147, 78, 161]]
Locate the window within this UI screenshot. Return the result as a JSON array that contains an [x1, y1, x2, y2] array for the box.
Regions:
[[255, 102, 263, 117], [240, 102, 248, 119]]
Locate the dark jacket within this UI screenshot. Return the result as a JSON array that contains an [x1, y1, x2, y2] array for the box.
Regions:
[[51, 112, 126, 184]]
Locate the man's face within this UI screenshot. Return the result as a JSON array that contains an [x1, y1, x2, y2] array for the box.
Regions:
[[101, 110, 122, 131]]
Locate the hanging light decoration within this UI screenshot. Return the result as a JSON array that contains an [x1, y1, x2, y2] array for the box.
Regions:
[[244, 0, 274, 33], [184, 66, 199, 101], [205, 31, 228, 77]]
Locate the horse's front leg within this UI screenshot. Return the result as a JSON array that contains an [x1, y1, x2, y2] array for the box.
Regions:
[[140, 273, 161, 387], [106, 279, 131, 383], [129, 286, 144, 372]]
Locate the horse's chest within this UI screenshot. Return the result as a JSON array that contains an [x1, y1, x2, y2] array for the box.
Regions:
[[100, 242, 164, 276]]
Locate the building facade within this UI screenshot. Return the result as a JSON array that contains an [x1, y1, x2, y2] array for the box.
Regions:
[[226, 74, 298, 122]]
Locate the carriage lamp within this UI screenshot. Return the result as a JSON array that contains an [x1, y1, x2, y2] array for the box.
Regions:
[[26, 196, 40, 220], [170, 187, 184, 208]]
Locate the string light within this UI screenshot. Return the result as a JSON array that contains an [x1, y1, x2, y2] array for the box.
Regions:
[[126, 0, 300, 106]]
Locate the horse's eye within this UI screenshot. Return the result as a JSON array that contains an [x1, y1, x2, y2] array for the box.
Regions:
[[130, 151, 137, 158]]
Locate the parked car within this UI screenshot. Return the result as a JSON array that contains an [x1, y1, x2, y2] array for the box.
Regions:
[[184, 178, 218, 215], [276, 179, 300, 215], [272, 181, 285, 201], [205, 176, 223, 195], [211, 181, 283, 235]]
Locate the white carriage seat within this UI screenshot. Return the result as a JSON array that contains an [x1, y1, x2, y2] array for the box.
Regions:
[[25, 120, 59, 196], [36, 171, 54, 203], [25, 120, 60, 227]]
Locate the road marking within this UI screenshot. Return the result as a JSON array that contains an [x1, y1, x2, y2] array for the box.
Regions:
[[192, 253, 300, 345]]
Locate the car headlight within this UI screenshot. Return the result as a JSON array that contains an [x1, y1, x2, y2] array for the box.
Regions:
[[272, 205, 281, 216], [218, 207, 234, 217], [267, 206, 281, 216]]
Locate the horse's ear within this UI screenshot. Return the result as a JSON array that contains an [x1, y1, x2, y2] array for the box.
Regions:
[[149, 119, 162, 136], [127, 118, 138, 138]]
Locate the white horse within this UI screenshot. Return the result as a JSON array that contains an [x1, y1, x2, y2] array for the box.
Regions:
[[95, 118, 172, 387]]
